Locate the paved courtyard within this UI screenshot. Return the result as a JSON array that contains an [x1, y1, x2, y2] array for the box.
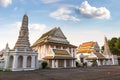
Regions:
[[0, 66, 120, 80]]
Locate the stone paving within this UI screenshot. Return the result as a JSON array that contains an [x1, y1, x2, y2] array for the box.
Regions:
[[0, 66, 120, 80]]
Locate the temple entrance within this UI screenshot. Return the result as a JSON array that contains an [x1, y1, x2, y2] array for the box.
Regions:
[[9, 56, 14, 68], [58, 60, 64, 67], [27, 56, 31, 68], [66, 60, 71, 67], [18, 56, 23, 68], [100, 60, 103, 65]]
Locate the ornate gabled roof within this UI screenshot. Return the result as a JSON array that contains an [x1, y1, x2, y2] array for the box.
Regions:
[[77, 41, 99, 53], [32, 27, 70, 47]]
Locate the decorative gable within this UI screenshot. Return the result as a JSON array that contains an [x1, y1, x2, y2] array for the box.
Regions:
[[53, 28, 66, 39]]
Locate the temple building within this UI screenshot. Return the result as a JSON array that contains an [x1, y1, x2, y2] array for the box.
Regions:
[[32, 27, 77, 68], [103, 36, 118, 65], [77, 41, 106, 66], [0, 14, 38, 71]]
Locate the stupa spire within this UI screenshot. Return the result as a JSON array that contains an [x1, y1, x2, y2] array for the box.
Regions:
[[103, 36, 112, 58], [5, 43, 9, 50], [14, 14, 31, 50]]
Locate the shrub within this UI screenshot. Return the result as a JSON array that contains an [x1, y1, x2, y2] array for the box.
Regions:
[[0, 69, 11, 72], [0, 69, 3, 72], [76, 61, 80, 67], [91, 60, 98, 67], [41, 61, 48, 69], [3, 69, 11, 72]]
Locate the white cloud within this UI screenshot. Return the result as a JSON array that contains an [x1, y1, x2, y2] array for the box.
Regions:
[[29, 24, 46, 31], [0, 22, 47, 50], [29, 23, 47, 45], [11, 22, 46, 31], [77, 1, 110, 19], [0, 0, 12, 7], [50, 8, 80, 21], [41, 0, 61, 4]]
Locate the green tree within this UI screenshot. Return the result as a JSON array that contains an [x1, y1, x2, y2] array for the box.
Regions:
[[108, 37, 117, 50], [101, 37, 120, 55], [115, 37, 120, 55]]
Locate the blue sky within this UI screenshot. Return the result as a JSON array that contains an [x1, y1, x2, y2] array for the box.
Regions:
[[0, 0, 120, 50]]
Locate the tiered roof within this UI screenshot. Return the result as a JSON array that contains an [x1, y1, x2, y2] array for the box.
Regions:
[[43, 49, 75, 60], [14, 14, 32, 51]]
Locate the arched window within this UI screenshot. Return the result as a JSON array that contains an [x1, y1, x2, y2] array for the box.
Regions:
[[27, 56, 32, 68], [18, 55, 23, 68], [9, 56, 14, 68]]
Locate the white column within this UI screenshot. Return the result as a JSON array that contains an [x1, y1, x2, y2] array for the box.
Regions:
[[97, 60, 100, 66], [52, 60, 55, 68], [71, 48, 73, 57], [111, 55, 115, 65], [56, 60, 58, 68], [31, 56, 35, 68], [73, 48, 76, 58], [43, 45, 46, 56], [13, 55, 18, 69], [74, 60, 76, 67], [4, 56, 9, 69], [38, 47, 40, 60], [71, 60, 74, 67], [23, 56, 27, 68], [64, 60, 66, 68]]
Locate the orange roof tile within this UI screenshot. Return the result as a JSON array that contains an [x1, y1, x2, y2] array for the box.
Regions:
[[78, 49, 94, 53], [77, 41, 96, 53], [81, 42, 95, 47]]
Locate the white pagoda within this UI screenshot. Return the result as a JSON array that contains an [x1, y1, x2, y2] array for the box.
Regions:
[[103, 36, 118, 65], [0, 14, 38, 71]]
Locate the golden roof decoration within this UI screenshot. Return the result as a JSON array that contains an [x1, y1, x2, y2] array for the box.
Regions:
[[43, 56, 75, 60], [53, 49, 69, 55]]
